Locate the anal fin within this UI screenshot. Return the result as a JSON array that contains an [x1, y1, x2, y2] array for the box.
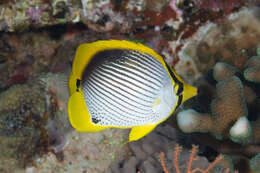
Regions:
[[129, 124, 157, 142]]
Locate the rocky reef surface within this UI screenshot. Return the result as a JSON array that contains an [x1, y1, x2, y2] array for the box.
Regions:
[[0, 0, 260, 173]]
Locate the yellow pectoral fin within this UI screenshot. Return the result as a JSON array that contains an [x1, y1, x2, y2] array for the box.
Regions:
[[68, 91, 107, 132], [129, 124, 157, 142]]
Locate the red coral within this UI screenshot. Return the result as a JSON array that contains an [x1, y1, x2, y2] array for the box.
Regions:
[[192, 0, 244, 14]]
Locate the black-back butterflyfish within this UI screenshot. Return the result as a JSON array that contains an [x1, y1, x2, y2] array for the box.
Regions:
[[68, 40, 197, 142]]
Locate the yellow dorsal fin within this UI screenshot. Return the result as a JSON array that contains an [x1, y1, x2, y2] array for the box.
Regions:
[[71, 40, 167, 82], [69, 39, 169, 95], [129, 124, 157, 142], [68, 91, 107, 132]]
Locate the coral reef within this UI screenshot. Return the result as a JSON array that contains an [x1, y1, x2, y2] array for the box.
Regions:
[[191, 0, 244, 13], [0, 82, 46, 168], [174, 6, 260, 83], [178, 75, 248, 140], [177, 53, 260, 144], [0, 72, 129, 173], [160, 145, 235, 173], [0, 1, 259, 173], [0, 73, 71, 171], [110, 125, 220, 173], [176, 43, 260, 172]]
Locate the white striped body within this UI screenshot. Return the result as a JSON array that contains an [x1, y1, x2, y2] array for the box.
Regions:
[[81, 49, 177, 127]]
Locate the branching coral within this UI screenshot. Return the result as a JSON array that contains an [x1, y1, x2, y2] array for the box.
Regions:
[[177, 75, 249, 140], [176, 43, 260, 172], [243, 56, 260, 83], [177, 53, 260, 144], [160, 145, 236, 173]]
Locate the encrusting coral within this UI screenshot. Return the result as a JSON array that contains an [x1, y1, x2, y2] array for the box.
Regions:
[[0, 73, 70, 168]]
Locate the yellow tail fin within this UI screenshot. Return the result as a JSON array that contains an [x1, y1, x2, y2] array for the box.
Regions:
[[182, 83, 197, 104]]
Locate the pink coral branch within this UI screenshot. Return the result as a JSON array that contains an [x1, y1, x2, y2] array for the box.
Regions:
[[160, 145, 234, 173], [187, 145, 199, 173], [173, 145, 182, 173], [160, 152, 170, 173]]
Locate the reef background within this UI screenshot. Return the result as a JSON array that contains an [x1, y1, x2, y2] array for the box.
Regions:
[[0, 0, 260, 173]]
